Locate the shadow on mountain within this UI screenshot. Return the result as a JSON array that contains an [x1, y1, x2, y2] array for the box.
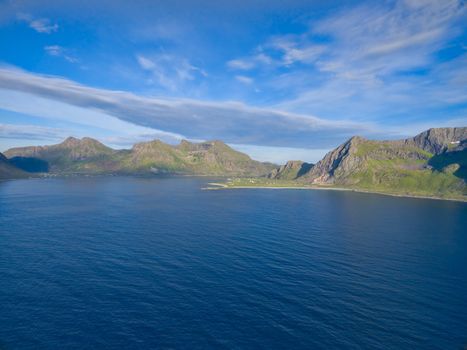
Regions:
[[9, 157, 49, 173], [296, 163, 314, 178], [428, 150, 466, 181]]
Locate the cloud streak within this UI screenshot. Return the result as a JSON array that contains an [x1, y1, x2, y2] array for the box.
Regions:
[[44, 45, 78, 63], [0, 66, 376, 148], [0, 123, 68, 140], [17, 13, 58, 34], [223, 0, 467, 126], [136, 54, 207, 91]]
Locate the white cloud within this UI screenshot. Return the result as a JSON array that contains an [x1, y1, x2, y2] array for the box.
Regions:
[[0, 66, 376, 149], [265, 36, 325, 66], [0, 89, 166, 137], [30, 19, 58, 33], [227, 35, 325, 71], [136, 54, 206, 91], [235, 75, 253, 84], [262, 0, 467, 122], [17, 13, 58, 34], [0, 123, 68, 140], [44, 45, 78, 63], [227, 59, 255, 70], [136, 55, 155, 70]]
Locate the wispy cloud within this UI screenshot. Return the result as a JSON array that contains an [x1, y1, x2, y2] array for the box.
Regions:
[[17, 13, 58, 34], [224, 0, 466, 126], [227, 59, 256, 70], [0, 66, 377, 149], [44, 45, 78, 63], [0, 123, 68, 140], [136, 54, 207, 91], [227, 35, 324, 71], [235, 75, 253, 84], [227, 53, 273, 71], [264, 35, 325, 66]]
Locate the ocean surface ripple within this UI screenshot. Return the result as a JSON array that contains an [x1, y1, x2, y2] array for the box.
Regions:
[[0, 177, 466, 349]]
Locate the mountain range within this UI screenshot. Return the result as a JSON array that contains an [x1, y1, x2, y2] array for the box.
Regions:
[[2, 137, 275, 177], [1, 127, 466, 200], [265, 127, 466, 200]]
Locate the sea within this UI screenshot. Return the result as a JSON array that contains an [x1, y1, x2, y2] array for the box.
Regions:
[[0, 176, 466, 349]]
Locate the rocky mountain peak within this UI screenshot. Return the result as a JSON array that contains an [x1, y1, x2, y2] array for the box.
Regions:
[[61, 136, 81, 147], [407, 127, 467, 154], [268, 160, 314, 180]]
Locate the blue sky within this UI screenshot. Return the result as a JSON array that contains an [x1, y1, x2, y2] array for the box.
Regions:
[[0, 0, 466, 163]]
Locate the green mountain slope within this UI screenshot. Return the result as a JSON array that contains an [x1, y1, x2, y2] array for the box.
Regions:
[[5, 137, 275, 176], [268, 161, 313, 180], [5, 137, 123, 174], [297, 128, 467, 199], [118, 139, 275, 176]]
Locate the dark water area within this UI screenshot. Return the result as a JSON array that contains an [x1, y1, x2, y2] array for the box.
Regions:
[[0, 177, 466, 349]]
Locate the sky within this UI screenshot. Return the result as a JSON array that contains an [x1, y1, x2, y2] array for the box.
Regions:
[[0, 0, 466, 163]]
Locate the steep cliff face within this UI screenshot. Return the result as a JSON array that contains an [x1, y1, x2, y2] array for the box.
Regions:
[[289, 127, 466, 198], [268, 161, 313, 180], [299, 128, 467, 186], [301, 136, 365, 184], [405, 127, 467, 154]]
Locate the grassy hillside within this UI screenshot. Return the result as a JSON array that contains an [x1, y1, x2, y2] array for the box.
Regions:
[[268, 161, 313, 180], [335, 140, 466, 199], [4, 137, 275, 177], [229, 128, 467, 201]]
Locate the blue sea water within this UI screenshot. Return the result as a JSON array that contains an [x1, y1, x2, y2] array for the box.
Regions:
[[0, 176, 466, 349]]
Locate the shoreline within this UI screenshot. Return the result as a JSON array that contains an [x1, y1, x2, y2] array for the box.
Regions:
[[2, 177, 465, 203], [205, 183, 467, 203]]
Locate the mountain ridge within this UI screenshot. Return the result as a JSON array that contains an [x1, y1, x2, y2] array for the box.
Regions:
[[260, 127, 466, 200], [2, 127, 466, 201], [4, 137, 275, 177]]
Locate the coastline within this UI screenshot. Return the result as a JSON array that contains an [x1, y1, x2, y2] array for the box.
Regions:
[[2, 176, 465, 203], [205, 183, 467, 203]]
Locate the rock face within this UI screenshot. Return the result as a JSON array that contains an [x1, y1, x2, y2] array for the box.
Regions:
[[268, 161, 313, 180], [0, 152, 27, 179], [270, 127, 466, 199], [405, 127, 467, 154], [5, 137, 275, 176], [298, 127, 467, 186], [301, 136, 366, 184]]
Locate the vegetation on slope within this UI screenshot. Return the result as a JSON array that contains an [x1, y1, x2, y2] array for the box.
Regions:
[[4, 137, 275, 177], [268, 161, 313, 180], [229, 128, 467, 200]]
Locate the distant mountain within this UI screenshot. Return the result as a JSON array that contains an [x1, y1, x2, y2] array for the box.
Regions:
[[267, 127, 467, 199], [268, 161, 313, 180], [5, 128, 466, 200], [0, 152, 28, 179], [5, 137, 275, 176], [5, 137, 123, 174], [125, 139, 275, 176]]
